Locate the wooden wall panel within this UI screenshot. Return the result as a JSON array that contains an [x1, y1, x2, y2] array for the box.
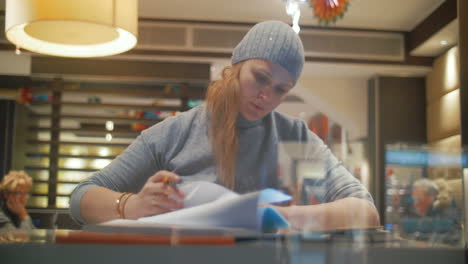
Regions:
[[428, 134, 461, 150], [426, 47, 459, 104], [427, 89, 461, 141]]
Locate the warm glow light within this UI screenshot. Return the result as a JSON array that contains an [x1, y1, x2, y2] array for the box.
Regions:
[[98, 147, 110, 157], [35, 171, 49, 181], [57, 184, 77, 195], [56, 196, 70, 208], [439, 89, 460, 133], [105, 121, 114, 131], [92, 159, 112, 169], [444, 47, 459, 92], [6, 24, 137, 58], [70, 148, 82, 156], [5, 0, 138, 58], [64, 158, 85, 169], [58, 171, 93, 182], [106, 133, 113, 142], [33, 183, 49, 194], [27, 196, 48, 208]]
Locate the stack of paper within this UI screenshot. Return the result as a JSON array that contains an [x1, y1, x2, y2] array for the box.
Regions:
[[98, 181, 292, 233]]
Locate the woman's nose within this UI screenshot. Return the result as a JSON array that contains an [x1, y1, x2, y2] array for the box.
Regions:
[[257, 87, 271, 100], [257, 90, 266, 99]]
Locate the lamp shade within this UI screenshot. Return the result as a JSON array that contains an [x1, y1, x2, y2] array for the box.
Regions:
[[5, 0, 138, 57]]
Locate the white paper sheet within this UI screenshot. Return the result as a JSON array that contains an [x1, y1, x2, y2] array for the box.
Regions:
[[98, 181, 291, 232]]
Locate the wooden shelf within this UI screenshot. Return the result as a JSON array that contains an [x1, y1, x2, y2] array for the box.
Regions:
[[27, 140, 130, 147], [29, 84, 206, 99], [29, 126, 137, 132], [30, 113, 163, 123], [28, 126, 140, 138], [33, 180, 84, 184], [25, 166, 99, 172], [12, 77, 206, 209], [66, 88, 205, 99], [26, 153, 117, 159], [30, 101, 183, 111]]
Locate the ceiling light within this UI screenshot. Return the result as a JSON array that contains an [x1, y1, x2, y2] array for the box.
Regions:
[[285, 0, 302, 33], [440, 40, 448, 46], [5, 0, 138, 58]]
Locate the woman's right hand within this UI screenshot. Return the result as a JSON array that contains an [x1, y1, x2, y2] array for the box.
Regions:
[[7, 197, 29, 220], [124, 170, 185, 219]]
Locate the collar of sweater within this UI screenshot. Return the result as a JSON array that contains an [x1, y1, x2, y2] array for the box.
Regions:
[[236, 113, 264, 129]]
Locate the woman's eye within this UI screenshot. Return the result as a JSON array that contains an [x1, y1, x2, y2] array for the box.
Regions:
[[275, 87, 286, 94], [255, 73, 269, 84]]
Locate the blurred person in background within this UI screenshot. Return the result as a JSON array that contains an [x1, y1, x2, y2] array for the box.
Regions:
[[0, 171, 35, 233]]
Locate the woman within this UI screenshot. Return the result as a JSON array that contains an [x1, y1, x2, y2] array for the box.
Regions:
[[0, 171, 35, 233], [70, 21, 379, 230]]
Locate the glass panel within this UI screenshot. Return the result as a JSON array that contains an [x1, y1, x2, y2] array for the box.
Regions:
[[57, 183, 78, 195], [31, 183, 48, 195], [384, 144, 465, 246], [27, 196, 48, 208], [56, 196, 70, 209]]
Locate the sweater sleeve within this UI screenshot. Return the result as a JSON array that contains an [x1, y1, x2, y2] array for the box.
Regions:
[[295, 120, 375, 206], [69, 115, 184, 225], [0, 211, 35, 233]]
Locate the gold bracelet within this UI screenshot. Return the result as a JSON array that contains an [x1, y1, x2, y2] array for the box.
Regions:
[[116, 192, 129, 218], [120, 193, 134, 219]]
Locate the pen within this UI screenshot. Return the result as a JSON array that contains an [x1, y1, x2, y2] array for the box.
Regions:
[[162, 176, 183, 188]]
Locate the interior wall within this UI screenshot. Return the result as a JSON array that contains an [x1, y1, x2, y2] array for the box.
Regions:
[[297, 77, 368, 140], [0, 51, 31, 75], [426, 46, 461, 148]]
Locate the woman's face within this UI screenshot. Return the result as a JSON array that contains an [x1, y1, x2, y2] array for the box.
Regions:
[[411, 187, 435, 216], [6, 184, 30, 207], [238, 59, 294, 121]]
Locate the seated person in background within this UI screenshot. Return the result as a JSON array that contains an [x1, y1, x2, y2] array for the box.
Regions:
[[411, 178, 457, 218], [0, 171, 35, 233], [406, 178, 459, 237], [411, 178, 439, 217], [70, 20, 380, 231]]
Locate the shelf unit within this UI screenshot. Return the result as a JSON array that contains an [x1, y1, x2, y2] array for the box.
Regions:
[[8, 77, 207, 209]]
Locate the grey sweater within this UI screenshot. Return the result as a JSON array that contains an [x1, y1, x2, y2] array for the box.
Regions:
[[70, 105, 373, 225]]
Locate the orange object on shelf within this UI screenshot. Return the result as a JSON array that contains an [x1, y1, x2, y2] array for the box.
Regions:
[[131, 123, 149, 132]]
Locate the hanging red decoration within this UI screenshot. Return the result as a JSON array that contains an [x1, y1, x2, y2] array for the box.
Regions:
[[310, 0, 350, 25]]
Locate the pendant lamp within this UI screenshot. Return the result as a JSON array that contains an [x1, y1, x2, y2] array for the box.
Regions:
[[5, 0, 138, 57]]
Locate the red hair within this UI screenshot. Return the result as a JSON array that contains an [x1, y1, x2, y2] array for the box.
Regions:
[[205, 63, 244, 189]]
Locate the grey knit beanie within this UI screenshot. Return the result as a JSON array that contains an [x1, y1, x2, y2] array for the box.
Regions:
[[232, 20, 305, 84]]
